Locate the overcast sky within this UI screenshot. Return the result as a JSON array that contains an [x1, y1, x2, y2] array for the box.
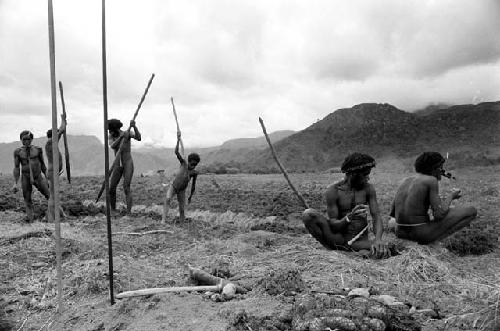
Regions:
[[1, 0, 499, 147]]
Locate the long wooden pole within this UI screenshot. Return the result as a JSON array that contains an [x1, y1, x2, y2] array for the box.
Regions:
[[95, 73, 155, 202], [116, 284, 223, 299], [58, 81, 71, 183], [171, 97, 184, 156], [258, 117, 309, 209], [101, 0, 114, 305], [47, 0, 62, 313]]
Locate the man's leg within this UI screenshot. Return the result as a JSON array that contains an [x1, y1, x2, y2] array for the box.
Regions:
[[122, 162, 134, 214], [177, 190, 186, 223], [162, 185, 175, 222], [403, 206, 477, 244], [302, 209, 347, 250], [21, 175, 34, 222], [109, 166, 123, 213]]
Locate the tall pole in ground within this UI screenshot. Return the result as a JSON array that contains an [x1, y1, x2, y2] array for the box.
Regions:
[[101, 0, 115, 305], [47, 0, 63, 312]]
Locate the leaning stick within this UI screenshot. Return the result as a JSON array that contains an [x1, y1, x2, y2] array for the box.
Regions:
[[116, 284, 223, 299], [258, 117, 309, 209], [58, 81, 71, 183], [171, 97, 185, 156], [96, 73, 155, 202], [347, 225, 369, 246]]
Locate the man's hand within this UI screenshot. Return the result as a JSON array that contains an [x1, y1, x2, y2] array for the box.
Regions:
[[371, 239, 390, 259], [61, 113, 66, 122], [349, 204, 368, 218], [12, 183, 18, 194], [177, 131, 182, 140], [130, 120, 136, 127], [451, 188, 462, 200]]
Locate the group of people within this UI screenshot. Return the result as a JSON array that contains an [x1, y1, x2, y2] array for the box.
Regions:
[[12, 118, 200, 223], [12, 119, 477, 257], [302, 152, 477, 258]]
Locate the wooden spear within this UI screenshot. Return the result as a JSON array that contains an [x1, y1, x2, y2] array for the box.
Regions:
[[58, 81, 71, 183], [47, 0, 62, 312], [96, 73, 155, 202], [258, 117, 309, 209], [171, 97, 185, 156]]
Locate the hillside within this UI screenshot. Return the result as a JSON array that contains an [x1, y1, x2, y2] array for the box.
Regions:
[[0, 130, 295, 176], [241, 101, 500, 172]]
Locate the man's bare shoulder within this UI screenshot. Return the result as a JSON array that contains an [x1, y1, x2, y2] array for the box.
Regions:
[[326, 181, 343, 193]]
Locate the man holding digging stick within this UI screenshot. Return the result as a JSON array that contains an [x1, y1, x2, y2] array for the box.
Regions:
[[302, 153, 390, 258], [45, 114, 67, 220], [12, 130, 50, 222], [108, 118, 141, 214]]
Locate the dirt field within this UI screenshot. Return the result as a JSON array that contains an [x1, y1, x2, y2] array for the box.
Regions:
[[0, 166, 499, 330]]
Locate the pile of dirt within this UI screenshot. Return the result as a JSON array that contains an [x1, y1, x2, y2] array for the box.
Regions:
[[255, 268, 306, 296]]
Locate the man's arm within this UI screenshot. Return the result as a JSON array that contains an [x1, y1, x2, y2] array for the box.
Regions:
[[188, 173, 197, 203], [13, 150, 20, 189], [389, 198, 395, 218], [57, 114, 67, 140], [109, 133, 124, 150], [130, 120, 141, 141], [325, 186, 349, 232], [38, 147, 47, 177], [175, 134, 185, 164], [428, 177, 454, 221], [367, 185, 384, 240]]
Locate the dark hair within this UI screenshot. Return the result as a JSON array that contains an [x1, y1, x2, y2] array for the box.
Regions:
[[341, 153, 376, 173], [20, 130, 33, 140], [107, 118, 123, 130], [46, 129, 53, 138], [414, 152, 445, 175], [188, 153, 200, 163]]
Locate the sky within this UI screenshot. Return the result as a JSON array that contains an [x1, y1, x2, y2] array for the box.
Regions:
[[0, 0, 499, 148]]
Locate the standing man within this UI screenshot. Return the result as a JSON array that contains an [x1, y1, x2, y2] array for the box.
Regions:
[[107, 118, 141, 214], [391, 152, 477, 244], [302, 153, 389, 258], [13, 130, 50, 222], [45, 114, 67, 220]]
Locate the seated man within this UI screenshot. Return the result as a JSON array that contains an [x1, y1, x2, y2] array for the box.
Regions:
[[391, 152, 477, 244], [302, 153, 389, 258]]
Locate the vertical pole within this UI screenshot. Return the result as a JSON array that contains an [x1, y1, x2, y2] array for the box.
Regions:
[[101, 0, 115, 305], [47, 0, 62, 313]]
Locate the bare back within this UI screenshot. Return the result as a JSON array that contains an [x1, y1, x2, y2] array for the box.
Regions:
[[394, 175, 437, 224]]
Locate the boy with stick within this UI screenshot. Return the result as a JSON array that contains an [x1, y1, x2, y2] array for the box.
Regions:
[[162, 132, 200, 223]]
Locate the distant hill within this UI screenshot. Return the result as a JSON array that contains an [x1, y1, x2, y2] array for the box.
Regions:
[[0, 130, 296, 176], [239, 101, 500, 172]]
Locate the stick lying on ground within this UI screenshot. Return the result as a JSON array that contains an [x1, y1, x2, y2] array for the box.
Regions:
[[171, 97, 185, 156], [116, 284, 223, 299], [58, 81, 71, 183], [112, 230, 173, 236], [258, 117, 309, 209], [189, 267, 247, 294], [96, 73, 155, 202]]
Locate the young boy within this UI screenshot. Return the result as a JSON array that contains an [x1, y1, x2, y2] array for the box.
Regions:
[[163, 132, 200, 223]]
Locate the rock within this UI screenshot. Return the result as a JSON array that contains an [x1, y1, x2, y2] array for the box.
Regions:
[[348, 287, 370, 298], [372, 294, 398, 305], [415, 308, 439, 318], [366, 318, 386, 331], [222, 283, 236, 300], [31, 262, 48, 268]]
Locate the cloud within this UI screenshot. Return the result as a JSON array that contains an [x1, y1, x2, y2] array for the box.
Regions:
[[0, 0, 499, 148]]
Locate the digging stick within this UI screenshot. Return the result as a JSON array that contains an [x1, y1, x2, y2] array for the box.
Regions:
[[58, 81, 71, 183], [171, 97, 185, 156], [113, 230, 173, 236], [258, 117, 309, 209], [48, 0, 62, 313], [96, 73, 155, 202], [116, 284, 223, 299]]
